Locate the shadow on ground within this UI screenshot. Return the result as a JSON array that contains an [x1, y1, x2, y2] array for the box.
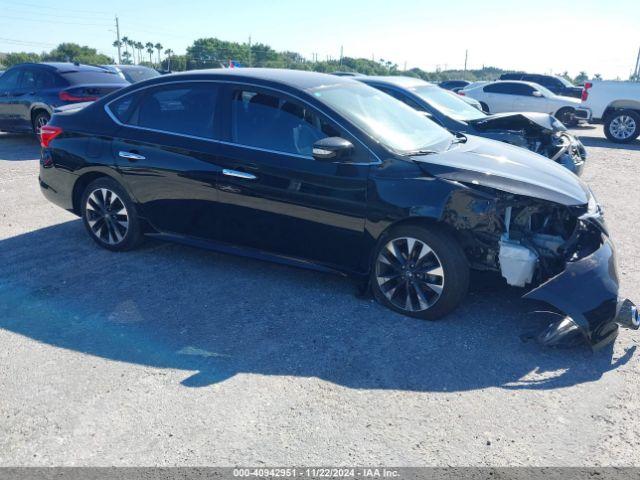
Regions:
[[571, 128, 640, 151], [0, 133, 40, 161], [0, 221, 633, 391]]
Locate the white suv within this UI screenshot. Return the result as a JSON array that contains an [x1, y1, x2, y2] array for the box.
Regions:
[[460, 80, 591, 126]]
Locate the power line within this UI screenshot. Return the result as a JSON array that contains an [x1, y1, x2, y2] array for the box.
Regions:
[[0, 15, 112, 27], [0, 0, 112, 15]]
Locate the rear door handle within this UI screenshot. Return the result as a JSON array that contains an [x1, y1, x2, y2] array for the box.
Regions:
[[119, 151, 146, 161], [222, 169, 257, 180]]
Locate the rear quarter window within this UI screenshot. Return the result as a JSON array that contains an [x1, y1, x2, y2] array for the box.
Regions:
[[108, 83, 220, 138]]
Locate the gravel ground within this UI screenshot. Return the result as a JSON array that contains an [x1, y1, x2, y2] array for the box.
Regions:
[[0, 126, 638, 466]]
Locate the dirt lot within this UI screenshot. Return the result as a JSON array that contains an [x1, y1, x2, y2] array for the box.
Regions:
[[0, 126, 639, 466]]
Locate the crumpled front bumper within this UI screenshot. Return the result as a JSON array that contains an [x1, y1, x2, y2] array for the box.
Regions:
[[523, 234, 638, 349]]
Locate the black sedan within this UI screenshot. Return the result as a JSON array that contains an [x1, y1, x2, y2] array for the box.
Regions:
[[358, 76, 587, 175], [38, 69, 637, 348]]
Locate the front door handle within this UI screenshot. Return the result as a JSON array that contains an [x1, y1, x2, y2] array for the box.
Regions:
[[222, 169, 257, 180], [119, 151, 146, 161]]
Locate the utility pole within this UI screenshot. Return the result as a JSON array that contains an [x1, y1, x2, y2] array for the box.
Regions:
[[248, 35, 252, 67], [404, 61, 407, 71], [464, 49, 468, 78], [115, 15, 122, 64], [634, 46, 640, 80], [339, 45, 343, 66]]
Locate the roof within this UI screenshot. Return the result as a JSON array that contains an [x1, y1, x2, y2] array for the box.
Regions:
[[358, 75, 433, 88], [169, 68, 357, 91], [10, 62, 115, 73]]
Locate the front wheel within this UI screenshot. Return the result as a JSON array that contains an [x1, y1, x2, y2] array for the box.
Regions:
[[371, 224, 470, 321], [80, 177, 143, 251], [604, 110, 640, 143]]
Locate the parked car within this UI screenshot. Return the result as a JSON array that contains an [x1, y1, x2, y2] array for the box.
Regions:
[[99, 64, 161, 84], [0, 62, 128, 134], [38, 69, 637, 348], [438, 80, 470, 92], [580, 81, 640, 143], [358, 76, 586, 174], [460, 80, 591, 126], [331, 71, 364, 77], [500, 73, 583, 98]]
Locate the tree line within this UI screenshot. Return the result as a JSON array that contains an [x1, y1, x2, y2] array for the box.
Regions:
[[0, 39, 600, 84]]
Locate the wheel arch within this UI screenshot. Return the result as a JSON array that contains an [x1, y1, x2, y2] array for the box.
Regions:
[[603, 101, 640, 120], [71, 171, 120, 215]]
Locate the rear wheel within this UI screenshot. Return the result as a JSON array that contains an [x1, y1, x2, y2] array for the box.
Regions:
[[32, 110, 51, 134], [80, 177, 143, 251], [371, 224, 469, 321], [604, 110, 640, 143], [555, 107, 577, 127]]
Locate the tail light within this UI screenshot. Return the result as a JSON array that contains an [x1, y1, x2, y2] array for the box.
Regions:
[[40, 125, 63, 148], [59, 90, 98, 102], [581, 82, 592, 102], [458, 91, 466, 96]]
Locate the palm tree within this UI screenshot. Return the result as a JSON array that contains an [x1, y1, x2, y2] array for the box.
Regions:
[[135, 42, 144, 64], [154, 43, 163, 66], [121, 36, 130, 59], [112, 40, 122, 63], [122, 51, 132, 64], [145, 42, 155, 65], [164, 48, 173, 70]]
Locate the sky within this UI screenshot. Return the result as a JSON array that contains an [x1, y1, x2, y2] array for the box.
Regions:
[[0, 0, 638, 79]]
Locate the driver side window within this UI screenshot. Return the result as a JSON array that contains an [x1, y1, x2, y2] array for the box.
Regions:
[[230, 89, 340, 156]]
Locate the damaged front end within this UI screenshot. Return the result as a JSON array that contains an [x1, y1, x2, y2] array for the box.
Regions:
[[444, 188, 637, 349], [469, 112, 587, 176]]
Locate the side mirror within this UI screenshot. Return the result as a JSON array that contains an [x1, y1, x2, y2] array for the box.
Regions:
[[532, 90, 543, 97], [312, 137, 354, 162]]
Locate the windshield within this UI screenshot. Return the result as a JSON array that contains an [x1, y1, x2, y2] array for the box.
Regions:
[[556, 76, 574, 87], [410, 86, 486, 122], [121, 67, 161, 83], [61, 70, 128, 85], [310, 83, 452, 154], [535, 84, 556, 97]]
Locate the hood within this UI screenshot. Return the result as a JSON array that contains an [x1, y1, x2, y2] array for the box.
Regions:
[[468, 111, 565, 132], [413, 135, 589, 206]]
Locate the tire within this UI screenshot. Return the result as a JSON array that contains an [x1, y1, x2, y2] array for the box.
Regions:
[[80, 177, 143, 251], [554, 107, 577, 127], [32, 110, 51, 134], [479, 102, 490, 114], [370, 224, 470, 321], [604, 109, 640, 143]]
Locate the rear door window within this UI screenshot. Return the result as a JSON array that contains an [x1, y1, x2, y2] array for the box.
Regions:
[[110, 83, 220, 138], [484, 82, 522, 95], [230, 89, 340, 156], [20, 69, 57, 90]]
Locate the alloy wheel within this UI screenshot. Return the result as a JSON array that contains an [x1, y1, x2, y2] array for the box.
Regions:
[[375, 237, 445, 312], [85, 188, 129, 245], [609, 115, 637, 140], [35, 115, 49, 134]]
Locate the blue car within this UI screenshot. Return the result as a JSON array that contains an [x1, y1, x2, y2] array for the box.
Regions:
[[0, 62, 128, 134]]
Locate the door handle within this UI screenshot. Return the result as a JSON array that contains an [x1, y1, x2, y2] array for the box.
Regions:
[[119, 151, 146, 161], [222, 169, 257, 180]]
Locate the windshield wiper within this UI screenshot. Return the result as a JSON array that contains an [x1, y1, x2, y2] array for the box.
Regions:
[[403, 149, 438, 156]]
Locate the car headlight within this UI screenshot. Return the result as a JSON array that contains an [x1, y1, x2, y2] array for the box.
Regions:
[[587, 188, 603, 216]]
